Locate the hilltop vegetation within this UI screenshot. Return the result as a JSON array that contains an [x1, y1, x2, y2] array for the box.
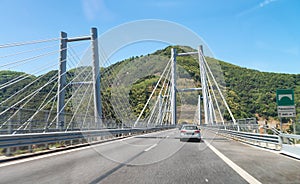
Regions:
[[130, 46, 300, 121], [221, 61, 300, 120]]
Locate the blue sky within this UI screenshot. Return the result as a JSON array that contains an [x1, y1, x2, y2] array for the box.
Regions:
[[0, 0, 299, 74]]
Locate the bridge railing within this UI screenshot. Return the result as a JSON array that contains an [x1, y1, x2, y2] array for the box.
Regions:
[[205, 117, 259, 133], [202, 124, 300, 159], [203, 126, 281, 150], [280, 133, 300, 159], [0, 125, 175, 157]]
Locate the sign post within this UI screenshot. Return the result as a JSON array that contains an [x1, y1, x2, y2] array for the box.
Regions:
[[276, 89, 296, 133]]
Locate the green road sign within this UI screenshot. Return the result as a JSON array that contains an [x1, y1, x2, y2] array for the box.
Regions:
[[276, 89, 294, 106]]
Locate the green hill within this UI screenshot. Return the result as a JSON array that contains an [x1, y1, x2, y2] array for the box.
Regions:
[[220, 61, 300, 120], [122, 46, 300, 121], [1, 46, 299, 124]]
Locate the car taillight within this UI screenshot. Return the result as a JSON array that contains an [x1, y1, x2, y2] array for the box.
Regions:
[[181, 130, 186, 133], [194, 130, 200, 133]]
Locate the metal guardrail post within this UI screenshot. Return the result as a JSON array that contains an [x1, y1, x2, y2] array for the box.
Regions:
[[277, 135, 282, 150]]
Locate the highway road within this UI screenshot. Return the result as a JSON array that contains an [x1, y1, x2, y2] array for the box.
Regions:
[[0, 129, 300, 184]]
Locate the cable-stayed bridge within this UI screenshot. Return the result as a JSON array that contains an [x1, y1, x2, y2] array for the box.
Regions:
[[0, 28, 300, 184], [0, 28, 232, 133]]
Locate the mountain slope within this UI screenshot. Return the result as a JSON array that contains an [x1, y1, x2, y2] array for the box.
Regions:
[[0, 46, 299, 123]]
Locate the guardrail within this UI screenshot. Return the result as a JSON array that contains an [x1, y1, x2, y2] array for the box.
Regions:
[[205, 127, 281, 150], [203, 126, 300, 159], [0, 126, 175, 156], [280, 133, 300, 159]]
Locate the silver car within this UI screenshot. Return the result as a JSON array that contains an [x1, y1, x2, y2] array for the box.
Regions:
[[180, 124, 201, 142]]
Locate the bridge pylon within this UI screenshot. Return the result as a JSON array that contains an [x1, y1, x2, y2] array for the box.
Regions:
[[57, 28, 102, 130]]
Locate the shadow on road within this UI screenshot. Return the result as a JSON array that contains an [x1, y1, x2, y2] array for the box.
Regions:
[[89, 151, 144, 184]]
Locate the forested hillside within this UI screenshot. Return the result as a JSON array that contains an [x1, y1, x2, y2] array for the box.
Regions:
[[1, 46, 299, 122], [220, 61, 300, 120], [137, 46, 300, 120]]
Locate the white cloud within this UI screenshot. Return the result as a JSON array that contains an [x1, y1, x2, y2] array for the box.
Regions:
[[237, 0, 279, 17], [259, 0, 278, 8]]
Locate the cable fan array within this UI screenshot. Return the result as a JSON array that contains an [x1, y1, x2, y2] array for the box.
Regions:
[[0, 36, 174, 134], [0, 34, 237, 135], [0, 37, 96, 134]]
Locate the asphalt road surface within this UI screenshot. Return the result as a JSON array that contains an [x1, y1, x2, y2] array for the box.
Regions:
[[0, 129, 299, 184]]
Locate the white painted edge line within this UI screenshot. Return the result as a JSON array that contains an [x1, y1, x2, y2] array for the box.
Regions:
[[204, 140, 262, 184], [233, 140, 300, 162], [208, 132, 300, 168], [144, 143, 158, 152], [0, 144, 93, 168], [281, 150, 300, 160], [0, 128, 175, 168], [213, 131, 300, 162]]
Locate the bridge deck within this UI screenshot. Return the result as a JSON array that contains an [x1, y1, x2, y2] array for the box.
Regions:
[[0, 129, 299, 183]]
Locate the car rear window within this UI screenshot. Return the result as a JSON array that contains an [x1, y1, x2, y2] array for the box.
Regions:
[[183, 126, 198, 130]]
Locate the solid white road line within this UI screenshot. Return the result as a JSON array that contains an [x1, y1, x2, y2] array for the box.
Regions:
[[144, 144, 158, 152], [204, 140, 262, 184]]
